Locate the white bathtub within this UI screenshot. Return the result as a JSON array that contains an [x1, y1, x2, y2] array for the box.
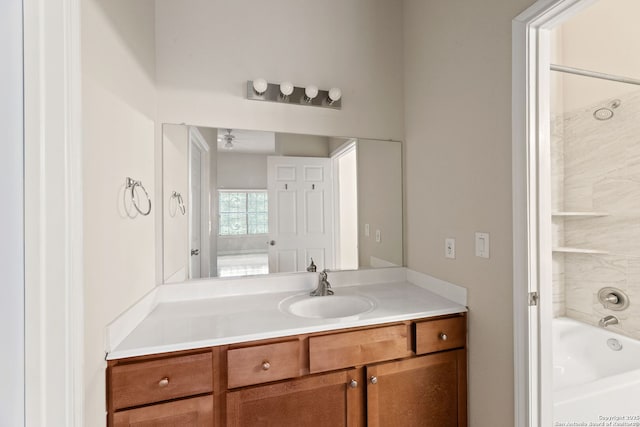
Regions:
[[553, 317, 640, 424]]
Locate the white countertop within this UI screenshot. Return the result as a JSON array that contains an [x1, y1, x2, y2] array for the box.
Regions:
[[107, 276, 467, 360]]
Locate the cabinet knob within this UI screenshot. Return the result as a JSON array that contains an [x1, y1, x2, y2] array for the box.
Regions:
[[158, 377, 169, 387], [369, 376, 378, 385], [349, 379, 358, 389], [439, 332, 448, 341], [262, 361, 271, 371]]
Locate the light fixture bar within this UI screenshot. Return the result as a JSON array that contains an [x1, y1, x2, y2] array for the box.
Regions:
[[246, 81, 342, 109]]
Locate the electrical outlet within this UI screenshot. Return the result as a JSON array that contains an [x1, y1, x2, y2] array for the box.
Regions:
[[375, 229, 381, 243], [365, 224, 370, 237], [445, 238, 456, 259]]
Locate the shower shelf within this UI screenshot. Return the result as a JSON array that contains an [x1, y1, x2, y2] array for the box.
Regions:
[[552, 247, 609, 254], [551, 212, 610, 217]]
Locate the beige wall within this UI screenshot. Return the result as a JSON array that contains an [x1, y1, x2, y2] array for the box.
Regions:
[[276, 133, 330, 157], [358, 140, 403, 268], [217, 153, 269, 189], [554, 0, 640, 113], [81, 0, 157, 425], [154, 0, 404, 141], [403, 1, 534, 426]]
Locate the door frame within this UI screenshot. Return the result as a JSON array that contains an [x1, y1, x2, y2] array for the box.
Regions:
[[512, 0, 598, 425], [23, 0, 84, 425], [330, 139, 358, 270], [188, 127, 211, 278], [1, 0, 25, 424]]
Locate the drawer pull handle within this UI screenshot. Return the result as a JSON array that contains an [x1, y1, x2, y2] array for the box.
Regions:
[[349, 379, 358, 389], [369, 376, 378, 385], [262, 361, 271, 371], [158, 377, 170, 387], [439, 332, 448, 341]]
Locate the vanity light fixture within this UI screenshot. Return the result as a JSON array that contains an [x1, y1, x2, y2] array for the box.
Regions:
[[246, 80, 342, 109], [327, 87, 342, 105], [252, 78, 268, 95], [280, 81, 294, 99], [304, 85, 319, 102]]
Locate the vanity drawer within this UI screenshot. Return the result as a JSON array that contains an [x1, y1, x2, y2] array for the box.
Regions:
[[414, 315, 466, 355], [227, 340, 301, 388], [110, 351, 213, 410], [309, 324, 411, 373]]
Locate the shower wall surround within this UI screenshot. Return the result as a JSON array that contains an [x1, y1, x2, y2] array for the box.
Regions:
[[552, 88, 640, 340]]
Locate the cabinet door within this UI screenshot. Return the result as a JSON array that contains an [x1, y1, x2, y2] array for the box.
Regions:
[[112, 395, 213, 427], [226, 368, 363, 427], [366, 350, 466, 427]]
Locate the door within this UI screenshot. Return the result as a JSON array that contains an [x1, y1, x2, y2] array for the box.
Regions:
[[113, 395, 213, 426], [267, 156, 334, 273], [366, 351, 466, 427], [226, 369, 363, 427]]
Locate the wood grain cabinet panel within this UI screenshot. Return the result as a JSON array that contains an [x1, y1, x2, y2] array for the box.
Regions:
[[366, 350, 467, 427], [226, 368, 364, 427], [414, 315, 466, 355], [107, 314, 467, 427], [113, 395, 213, 427], [227, 340, 301, 388], [110, 351, 213, 410], [309, 324, 411, 373]]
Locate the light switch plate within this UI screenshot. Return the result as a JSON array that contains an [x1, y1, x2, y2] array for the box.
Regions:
[[365, 224, 370, 237], [375, 229, 381, 243], [445, 238, 456, 259], [475, 232, 490, 258]]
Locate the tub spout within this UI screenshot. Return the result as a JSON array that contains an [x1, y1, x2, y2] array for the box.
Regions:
[[599, 315, 619, 328]]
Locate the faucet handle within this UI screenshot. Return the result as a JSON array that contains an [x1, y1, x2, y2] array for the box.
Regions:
[[306, 258, 317, 272]]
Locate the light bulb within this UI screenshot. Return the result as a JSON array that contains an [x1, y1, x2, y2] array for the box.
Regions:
[[280, 81, 294, 97], [224, 140, 233, 149], [252, 78, 268, 95], [304, 85, 319, 102], [328, 87, 342, 104]]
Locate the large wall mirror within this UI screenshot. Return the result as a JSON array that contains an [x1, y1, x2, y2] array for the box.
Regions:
[[162, 124, 403, 283]]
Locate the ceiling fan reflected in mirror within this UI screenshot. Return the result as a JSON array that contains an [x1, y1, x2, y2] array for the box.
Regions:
[[222, 129, 235, 149]]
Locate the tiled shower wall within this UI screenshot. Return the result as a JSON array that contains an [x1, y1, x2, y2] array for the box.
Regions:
[[552, 88, 640, 340]]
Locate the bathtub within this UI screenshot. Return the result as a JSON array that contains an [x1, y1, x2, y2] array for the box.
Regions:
[[553, 317, 640, 424]]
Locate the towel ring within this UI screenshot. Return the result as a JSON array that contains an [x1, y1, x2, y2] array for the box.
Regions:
[[171, 191, 186, 215], [126, 177, 152, 216]]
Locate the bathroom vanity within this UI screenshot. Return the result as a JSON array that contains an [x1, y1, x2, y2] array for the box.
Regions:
[[105, 269, 468, 426]]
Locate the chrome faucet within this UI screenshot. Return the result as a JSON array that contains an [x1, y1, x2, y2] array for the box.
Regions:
[[599, 315, 619, 328], [310, 269, 333, 296]]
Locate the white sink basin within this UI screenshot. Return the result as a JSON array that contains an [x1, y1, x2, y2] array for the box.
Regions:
[[280, 294, 375, 319]]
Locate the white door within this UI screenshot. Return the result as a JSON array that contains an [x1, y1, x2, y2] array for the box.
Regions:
[[267, 156, 334, 273]]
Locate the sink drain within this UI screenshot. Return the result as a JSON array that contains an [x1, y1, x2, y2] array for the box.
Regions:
[[607, 338, 623, 351]]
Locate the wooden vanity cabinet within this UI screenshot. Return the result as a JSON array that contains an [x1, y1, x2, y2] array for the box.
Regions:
[[107, 313, 466, 427], [106, 349, 215, 427], [226, 368, 364, 427], [366, 350, 466, 427]]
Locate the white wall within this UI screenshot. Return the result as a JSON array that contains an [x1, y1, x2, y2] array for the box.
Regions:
[[162, 124, 189, 282], [82, 0, 157, 425], [0, 0, 24, 424], [155, 0, 404, 141], [403, 1, 534, 426]]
